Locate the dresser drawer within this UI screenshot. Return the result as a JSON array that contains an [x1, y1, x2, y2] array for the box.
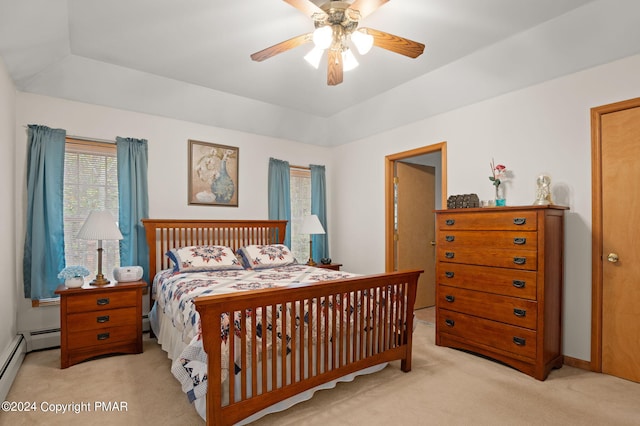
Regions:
[[67, 307, 138, 332], [437, 211, 537, 231], [67, 325, 138, 350], [66, 290, 138, 313], [438, 309, 537, 360], [437, 230, 537, 251], [437, 247, 537, 270], [437, 285, 537, 329], [436, 263, 537, 299]]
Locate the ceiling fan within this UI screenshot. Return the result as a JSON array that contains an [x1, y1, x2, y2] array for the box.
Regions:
[[250, 0, 425, 86]]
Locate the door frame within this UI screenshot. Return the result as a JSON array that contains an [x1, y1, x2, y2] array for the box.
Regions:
[[384, 143, 447, 272], [590, 97, 640, 372]]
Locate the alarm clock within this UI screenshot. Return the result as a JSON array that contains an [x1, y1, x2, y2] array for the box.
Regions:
[[113, 266, 144, 282], [320, 258, 332, 265]]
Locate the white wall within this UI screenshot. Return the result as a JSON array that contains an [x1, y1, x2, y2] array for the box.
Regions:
[[13, 94, 333, 335], [0, 57, 17, 360], [332, 53, 640, 361]]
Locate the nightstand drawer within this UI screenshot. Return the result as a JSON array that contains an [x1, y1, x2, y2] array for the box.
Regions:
[[67, 325, 138, 350], [66, 290, 138, 313], [67, 307, 138, 332]]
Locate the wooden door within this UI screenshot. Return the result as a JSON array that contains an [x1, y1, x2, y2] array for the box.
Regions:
[[595, 99, 640, 382], [396, 162, 436, 308]]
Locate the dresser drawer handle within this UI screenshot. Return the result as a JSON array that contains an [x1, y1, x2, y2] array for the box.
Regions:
[[512, 280, 526, 288], [445, 295, 455, 303], [513, 257, 526, 265], [444, 319, 455, 327], [445, 235, 455, 242], [513, 336, 526, 346], [97, 332, 110, 341], [445, 271, 455, 278], [96, 297, 110, 306], [513, 308, 527, 317], [96, 315, 110, 323], [445, 219, 455, 226], [513, 217, 527, 225], [513, 237, 527, 245], [445, 252, 455, 259]]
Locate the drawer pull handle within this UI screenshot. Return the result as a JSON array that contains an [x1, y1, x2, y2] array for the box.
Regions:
[[513, 257, 526, 265], [513, 309, 527, 317], [97, 332, 110, 341], [445, 252, 455, 259], [513, 336, 526, 346], [97, 297, 110, 306], [96, 315, 110, 323], [445, 219, 455, 226], [445, 271, 455, 278], [445, 295, 455, 303], [513, 217, 527, 225], [445, 319, 455, 327], [512, 280, 526, 288], [513, 237, 527, 245], [445, 235, 455, 242]]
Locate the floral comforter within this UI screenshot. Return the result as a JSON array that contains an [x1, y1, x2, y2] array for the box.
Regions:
[[152, 265, 360, 403]]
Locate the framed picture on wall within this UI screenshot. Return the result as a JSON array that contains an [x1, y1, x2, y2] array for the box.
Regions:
[[188, 139, 239, 206]]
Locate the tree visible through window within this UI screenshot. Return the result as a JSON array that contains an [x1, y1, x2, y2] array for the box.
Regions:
[[290, 167, 311, 263], [63, 139, 120, 281]]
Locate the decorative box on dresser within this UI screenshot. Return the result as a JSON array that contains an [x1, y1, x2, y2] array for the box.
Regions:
[[434, 205, 568, 380], [55, 280, 146, 368]]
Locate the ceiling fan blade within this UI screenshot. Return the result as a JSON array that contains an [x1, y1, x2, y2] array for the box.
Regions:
[[327, 49, 343, 86], [350, 0, 389, 19], [363, 28, 425, 58], [250, 33, 313, 62], [283, 0, 325, 16]]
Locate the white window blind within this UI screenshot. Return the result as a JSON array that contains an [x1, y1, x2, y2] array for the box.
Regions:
[[289, 167, 311, 262], [63, 138, 120, 280]]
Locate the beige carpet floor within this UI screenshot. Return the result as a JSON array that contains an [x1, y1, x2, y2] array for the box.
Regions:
[[3, 321, 639, 425]]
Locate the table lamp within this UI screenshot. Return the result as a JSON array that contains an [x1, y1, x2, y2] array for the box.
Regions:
[[77, 211, 123, 286], [300, 214, 325, 266]]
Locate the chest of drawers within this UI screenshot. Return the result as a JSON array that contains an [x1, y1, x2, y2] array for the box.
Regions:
[[55, 280, 146, 368], [434, 205, 567, 380]]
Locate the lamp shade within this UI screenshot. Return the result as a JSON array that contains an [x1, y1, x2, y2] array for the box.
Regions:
[[300, 214, 325, 235], [77, 211, 123, 241]]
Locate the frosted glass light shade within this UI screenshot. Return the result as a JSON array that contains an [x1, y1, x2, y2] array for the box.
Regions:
[[304, 47, 324, 69], [300, 215, 325, 235], [351, 29, 374, 55], [342, 49, 359, 72], [77, 211, 123, 240], [312, 26, 332, 50]]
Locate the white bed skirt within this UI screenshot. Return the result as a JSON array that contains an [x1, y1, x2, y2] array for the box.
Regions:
[[149, 303, 388, 424]]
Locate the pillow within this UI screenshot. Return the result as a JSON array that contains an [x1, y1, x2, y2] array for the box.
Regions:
[[238, 244, 296, 269], [167, 245, 244, 272]]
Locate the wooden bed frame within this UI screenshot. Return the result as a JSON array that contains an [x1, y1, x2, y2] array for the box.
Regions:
[[143, 219, 422, 426]]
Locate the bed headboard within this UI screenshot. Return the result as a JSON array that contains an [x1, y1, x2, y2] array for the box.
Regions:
[[141, 219, 287, 280]]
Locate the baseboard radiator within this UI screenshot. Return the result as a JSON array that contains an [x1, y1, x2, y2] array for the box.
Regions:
[[0, 335, 26, 401]]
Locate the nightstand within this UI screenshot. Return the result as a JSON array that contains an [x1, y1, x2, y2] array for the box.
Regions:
[[315, 263, 342, 271], [55, 280, 146, 368]]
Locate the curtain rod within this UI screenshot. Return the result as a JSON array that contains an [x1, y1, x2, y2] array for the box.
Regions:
[[22, 126, 116, 144], [290, 164, 310, 170]]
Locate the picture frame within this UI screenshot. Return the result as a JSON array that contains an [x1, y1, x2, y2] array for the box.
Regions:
[[188, 139, 239, 206]]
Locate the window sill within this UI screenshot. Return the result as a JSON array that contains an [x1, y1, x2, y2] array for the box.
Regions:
[[32, 297, 60, 308]]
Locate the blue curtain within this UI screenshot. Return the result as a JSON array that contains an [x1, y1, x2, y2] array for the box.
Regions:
[[268, 158, 291, 248], [116, 137, 150, 283], [23, 125, 66, 299], [310, 164, 328, 262]]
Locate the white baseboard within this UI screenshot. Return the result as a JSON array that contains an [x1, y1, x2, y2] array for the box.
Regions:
[[0, 335, 26, 401]]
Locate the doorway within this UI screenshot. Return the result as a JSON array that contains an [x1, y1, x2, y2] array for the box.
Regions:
[[385, 143, 447, 309], [591, 97, 640, 383]]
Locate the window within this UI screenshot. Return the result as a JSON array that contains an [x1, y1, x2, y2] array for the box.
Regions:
[[63, 138, 120, 281], [289, 167, 311, 262]]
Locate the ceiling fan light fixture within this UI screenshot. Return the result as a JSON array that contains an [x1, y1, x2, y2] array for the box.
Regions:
[[342, 48, 358, 72], [304, 46, 324, 69], [312, 25, 332, 50], [351, 29, 373, 55]]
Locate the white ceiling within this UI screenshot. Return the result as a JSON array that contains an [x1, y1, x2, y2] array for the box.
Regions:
[[1, 0, 639, 146]]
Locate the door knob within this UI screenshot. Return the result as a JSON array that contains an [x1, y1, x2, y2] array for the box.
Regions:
[[607, 253, 619, 263]]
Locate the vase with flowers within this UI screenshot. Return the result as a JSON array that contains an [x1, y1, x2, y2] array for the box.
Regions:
[[57, 265, 90, 288], [489, 159, 507, 206]]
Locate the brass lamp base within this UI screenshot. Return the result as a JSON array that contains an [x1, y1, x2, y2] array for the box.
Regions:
[[306, 239, 317, 266], [306, 259, 317, 266], [90, 274, 110, 286]]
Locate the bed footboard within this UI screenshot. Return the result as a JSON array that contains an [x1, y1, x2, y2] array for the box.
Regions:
[[195, 269, 422, 426]]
